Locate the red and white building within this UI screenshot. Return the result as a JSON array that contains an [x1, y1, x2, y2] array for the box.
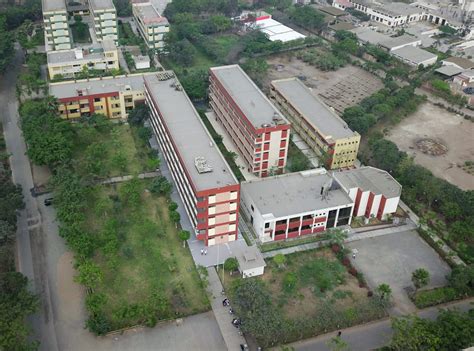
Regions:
[[144, 72, 240, 246], [333, 167, 402, 221], [209, 65, 291, 177], [240, 169, 354, 242]]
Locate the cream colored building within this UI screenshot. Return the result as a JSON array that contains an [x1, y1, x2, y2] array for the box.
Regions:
[[132, 2, 169, 51], [47, 40, 119, 79], [270, 78, 360, 170], [49, 73, 156, 119], [42, 0, 72, 51], [90, 0, 118, 43]]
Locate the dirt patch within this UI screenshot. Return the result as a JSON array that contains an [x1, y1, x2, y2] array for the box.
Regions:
[[57, 251, 85, 318], [264, 53, 383, 113], [387, 102, 474, 190]]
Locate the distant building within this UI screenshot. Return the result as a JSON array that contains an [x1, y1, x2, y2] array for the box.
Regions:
[[240, 169, 354, 242], [46, 40, 119, 79], [89, 0, 118, 43], [391, 46, 438, 67], [234, 246, 266, 278], [333, 166, 402, 221], [49, 73, 154, 119], [133, 54, 151, 69], [270, 78, 360, 170], [209, 65, 291, 177], [350, 0, 424, 27], [442, 56, 474, 71], [132, 2, 169, 51], [351, 27, 421, 52], [145, 72, 240, 246], [242, 12, 306, 43], [42, 0, 72, 50]]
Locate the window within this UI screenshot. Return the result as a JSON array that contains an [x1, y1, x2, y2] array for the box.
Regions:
[[94, 97, 101, 102], [264, 223, 270, 229]]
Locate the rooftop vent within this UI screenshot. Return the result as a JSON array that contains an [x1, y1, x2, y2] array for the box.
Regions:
[[261, 123, 272, 128], [74, 49, 83, 59], [195, 156, 213, 174]]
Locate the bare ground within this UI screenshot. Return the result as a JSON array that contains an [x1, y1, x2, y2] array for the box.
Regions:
[[386, 102, 474, 190]]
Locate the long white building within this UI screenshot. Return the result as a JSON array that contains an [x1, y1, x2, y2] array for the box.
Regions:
[[43, 0, 72, 50], [132, 2, 169, 51], [89, 0, 118, 43]]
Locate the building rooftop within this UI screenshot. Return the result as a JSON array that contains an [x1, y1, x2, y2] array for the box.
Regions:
[[379, 34, 420, 50], [391, 46, 437, 64], [144, 73, 237, 191], [89, 0, 115, 11], [49, 72, 154, 98], [435, 65, 464, 76], [318, 6, 347, 17], [234, 246, 266, 272], [332, 166, 402, 198], [351, 27, 390, 46], [329, 22, 356, 31], [271, 78, 357, 141], [47, 40, 116, 65], [133, 2, 168, 25], [241, 169, 353, 219], [443, 56, 474, 70], [210, 65, 288, 129], [42, 0, 67, 13], [352, 0, 421, 17]]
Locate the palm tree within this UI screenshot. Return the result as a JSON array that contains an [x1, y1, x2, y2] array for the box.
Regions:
[[376, 283, 392, 301]]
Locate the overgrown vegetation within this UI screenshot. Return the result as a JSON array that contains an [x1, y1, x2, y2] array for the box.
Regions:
[[429, 78, 467, 107]]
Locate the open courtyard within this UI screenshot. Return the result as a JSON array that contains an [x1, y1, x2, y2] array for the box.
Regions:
[[347, 230, 452, 315], [386, 102, 474, 190]]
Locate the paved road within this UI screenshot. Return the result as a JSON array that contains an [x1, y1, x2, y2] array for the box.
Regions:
[[285, 298, 474, 351]]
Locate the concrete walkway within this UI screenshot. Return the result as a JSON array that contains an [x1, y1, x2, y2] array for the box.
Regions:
[[206, 267, 247, 351], [99, 171, 160, 185]]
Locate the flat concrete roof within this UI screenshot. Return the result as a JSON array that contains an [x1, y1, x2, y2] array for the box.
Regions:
[[144, 73, 238, 191], [210, 65, 288, 129], [318, 6, 347, 17], [443, 56, 474, 70], [133, 2, 168, 25], [47, 40, 116, 65], [49, 72, 155, 98], [329, 22, 356, 31], [351, 27, 389, 46], [271, 78, 357, 140], [391, 46, 437, 64], [42, 0, 66, 12], [380, 34, 420, 50], [435, 65, 463, 76], [332, 166, 401, 198], [235, 246, 266, 271], [241, 169, 353, 218], [89, 0, 115, 11]]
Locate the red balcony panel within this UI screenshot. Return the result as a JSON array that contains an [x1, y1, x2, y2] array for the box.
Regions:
[[263, 144, 270, 152], [288, 221, 301, 229], [196, 233, 206, 240], [280, 140, 286, 148], [275, 223, 287, 231], [312, 226, 325, 233], [279, 150, 286, 158], [263, 153, 269, 160], [282, 130, 288, 138], [300, 228, 312, 236], [196, 201, 207, 209], [262, 171, 268, 177], [197, 212, 208, 220], [254, 158, 261, 162], [255, 148, 262, 153], [196, 222, 207, 230], [314, 217, 327, 223], [256, 138, 262, 143], [278, 159, 285, 167], [274, 234, 286, 241], [302, 219, 313, 226], [287, 231, 299, 238], [264, 133, 271, 141]]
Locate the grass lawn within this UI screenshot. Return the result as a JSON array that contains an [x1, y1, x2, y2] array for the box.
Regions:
[[285, 139, 315, 172], [259, 232, 328, 252], [70, 22, 91, 43], [85, 180, 209, 329], [224, 248, 387, 346], [71, 123, 156, 178]]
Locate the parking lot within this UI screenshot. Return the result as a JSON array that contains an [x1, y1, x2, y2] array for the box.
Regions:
[[348, 230, 451, 315]]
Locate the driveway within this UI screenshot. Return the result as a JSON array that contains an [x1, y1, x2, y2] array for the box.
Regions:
[[348, 230, 452, 315]]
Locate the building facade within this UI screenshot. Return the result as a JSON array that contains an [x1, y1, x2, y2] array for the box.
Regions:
[[47, 40, 119, 79], [241, 169, 354, 242], [89, 0, 118, 43], [133, 2, 169, 51], [209, 65, 291, 177], [43, 0, 72, 50], [270, 78, 360, 170], [333, 166, 401, 221], [49, 73, 153, 119], [145, 72, 240, 246]]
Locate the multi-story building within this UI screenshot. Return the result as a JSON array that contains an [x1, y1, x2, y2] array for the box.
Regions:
[[240, 169, 354, 242], [270, 78, 360, 170], [333, 166, 401, 221], [350, 0, 424, 27], [49, 73, 155, 119], [132, 2, 169, 51], [209, 65, 291, 177], [144, 72, 240, 246], [42, 0, 72, 51], [89, 0, 117, 43], [47, 40, 119, 79]]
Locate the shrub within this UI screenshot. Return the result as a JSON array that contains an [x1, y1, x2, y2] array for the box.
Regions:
[[348, 267, 358, 276], [224, 257, 239, 272], [412, 287, 459, 308], [282, 272, 298, 294]]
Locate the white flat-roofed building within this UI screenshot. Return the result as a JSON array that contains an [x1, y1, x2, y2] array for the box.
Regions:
[[133, 2, 169, 50], [391, 46, 438, 67], [42, 0, 72, 51], [144, 72, 240, 247], [333, 166, 402, 220], [379, 34, 421, 52], [209, 65, 291, 178], [47, 39, 119, 78], [350, 0, 425, 27], [235, 246, 266, 278], [89, 0, 117, 43], [270, 77, 360, 170], [241, 169, 354, 242]]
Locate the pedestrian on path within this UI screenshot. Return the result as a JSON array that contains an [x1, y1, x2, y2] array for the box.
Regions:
[[204, 249, 208, 255], [352, 253, 356, 259], [201, 249, 204, 255], [337, 331, 342, 337]]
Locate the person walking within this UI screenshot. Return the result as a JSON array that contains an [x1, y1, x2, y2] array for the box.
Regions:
[[201, 249, 204, 255]]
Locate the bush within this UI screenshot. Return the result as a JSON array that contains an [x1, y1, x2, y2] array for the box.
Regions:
[[282, 272, 298, 294], [412, 287, 460, 308], [224, 257, 238, 272]]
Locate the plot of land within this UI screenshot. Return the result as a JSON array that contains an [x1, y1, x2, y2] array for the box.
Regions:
[[386, 102, 474, 190], [85, 180, 209, 329], [348, 230, 451, 315], [265, 54, 383, 113]]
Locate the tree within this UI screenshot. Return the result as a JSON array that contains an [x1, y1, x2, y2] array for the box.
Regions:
[[288, 6, 325, 32], [376, 283, 392, 300], [0, 220, 15, 244], [179, 69, 209, 100], [412, 268, 430, 289], [167, 39, 197, 66], [328, 228, 347, 247], [273, 253, 286, 268], [448, 265, 474, 296], [224, 257, 239, 273], [370, 139, 405, 172], [169, 210, 180, 225], [127, 104, 150, 125], [0, 272, 39, 351], [0, 16, 14, 74], [178, 230, 190, 247], [168, 201, 178, 212]]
